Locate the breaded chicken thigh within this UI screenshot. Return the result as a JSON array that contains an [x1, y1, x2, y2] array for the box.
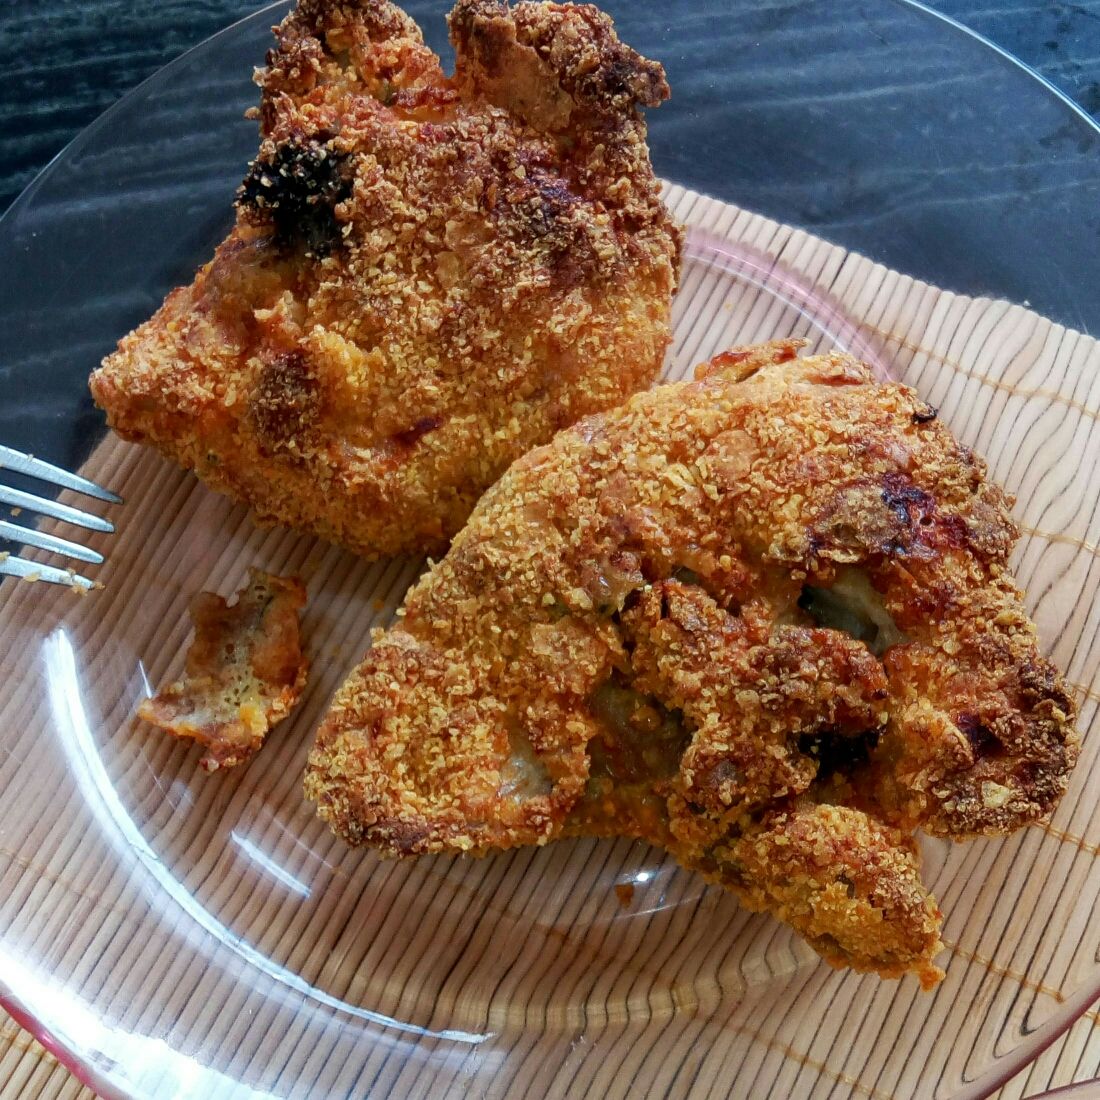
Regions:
[[305, 340, 1078, 986], [91, 0, 680, 558]]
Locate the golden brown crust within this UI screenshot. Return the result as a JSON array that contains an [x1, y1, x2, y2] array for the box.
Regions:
[[715, 804, 944, 989], [89, 0, 680, 558], [304, 340, 1078, 981], [138, 569, 308, 770]]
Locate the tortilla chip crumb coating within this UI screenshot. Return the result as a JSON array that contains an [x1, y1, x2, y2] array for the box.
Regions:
[[305, 340, 1078, 985], [139, 570, 309, 771], [89, 0, 681, 559]]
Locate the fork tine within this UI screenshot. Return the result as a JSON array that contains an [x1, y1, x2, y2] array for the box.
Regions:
[[0, 444, 122, 504], [0, 519, 104, 564], [0, 554, 95, 590], [0, 485, 114, 533]]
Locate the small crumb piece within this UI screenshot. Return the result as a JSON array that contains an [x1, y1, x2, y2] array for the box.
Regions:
[[981, 780, 1013, 809], [614, 882, 635, 908], [10, 507, 21, 517], [138, 569, 308, 770]]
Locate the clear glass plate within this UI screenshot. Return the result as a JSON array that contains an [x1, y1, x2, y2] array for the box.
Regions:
[[2, 3, 1100, 1098]]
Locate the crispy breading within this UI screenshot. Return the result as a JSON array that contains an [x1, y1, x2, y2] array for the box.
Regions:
[[305, 340, 1078, 985], [139, 570, 308, 770], [89, 0, 681, 558]]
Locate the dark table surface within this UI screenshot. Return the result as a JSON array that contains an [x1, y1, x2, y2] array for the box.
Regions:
[[4, 0, 1100, 324], [3, 0, 1100, 217]]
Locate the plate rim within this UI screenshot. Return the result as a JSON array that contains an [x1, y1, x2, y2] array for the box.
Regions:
[[2, 4, 1100, 1098]]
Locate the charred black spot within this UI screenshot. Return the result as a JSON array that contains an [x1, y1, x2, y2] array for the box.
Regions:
[[569, 40, 667, 110], [881, 471, 936, 529], [601, 56, 639, 99], [495, 159, 593, 288], [1012, 760, 1042, 788], [238, 133, 352, 256], [938, 512, 971, 546], [534, 171, 578, 211], [799, 727, 880, 780], [518, 167, 581, 242], [1017, 658, 1072, 707], [911, 404, 938, 424], [391, 416, 443, 449], [251, 352, 321, 448], [955, 712, 1004, 758]]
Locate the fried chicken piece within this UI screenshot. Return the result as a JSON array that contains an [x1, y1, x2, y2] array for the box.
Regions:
[[139, 570, 308, 770], [304, 340, 1078, 984], [89, 0, 681, 559]]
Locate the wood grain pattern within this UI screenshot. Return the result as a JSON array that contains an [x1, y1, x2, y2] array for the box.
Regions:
[[3, 184, 1100, 1099]]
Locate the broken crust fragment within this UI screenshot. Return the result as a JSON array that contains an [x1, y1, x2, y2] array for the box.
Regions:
[[305, 339, 1077, 984], [139, 570, 309, 771]]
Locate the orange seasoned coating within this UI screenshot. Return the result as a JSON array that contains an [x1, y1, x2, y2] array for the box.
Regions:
[[305, 340, 1078, 983], [139, 570, 308, 770], [716, 804, 943, 984], [90, 0, 681, 559]]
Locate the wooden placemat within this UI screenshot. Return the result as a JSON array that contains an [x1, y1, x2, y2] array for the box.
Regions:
[[2, 183, 1100, 1100]]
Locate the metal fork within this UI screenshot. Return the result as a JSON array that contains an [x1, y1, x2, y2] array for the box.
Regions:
[[0, 445, 121, 590]]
